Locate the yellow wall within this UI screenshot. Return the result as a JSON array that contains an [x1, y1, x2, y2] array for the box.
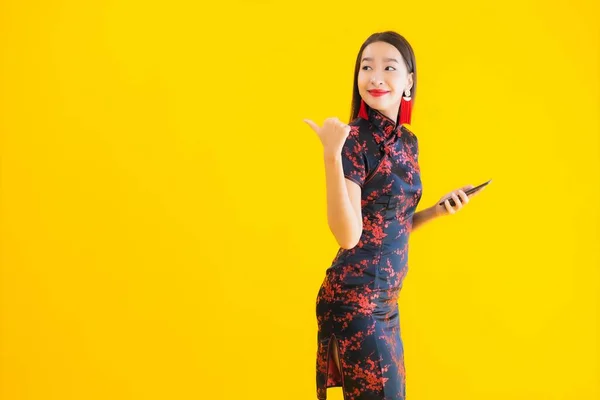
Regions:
[[1, 1, 598, 399]]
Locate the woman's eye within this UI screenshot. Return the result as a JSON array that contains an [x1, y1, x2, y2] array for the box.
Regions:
[[361, 66, 396, 71]]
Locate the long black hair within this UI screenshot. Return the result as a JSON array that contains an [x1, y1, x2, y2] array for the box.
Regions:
[[349, 31, 417, 123]]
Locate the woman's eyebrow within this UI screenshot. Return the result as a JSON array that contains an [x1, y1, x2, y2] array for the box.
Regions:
[[361, 57, 399, 63]]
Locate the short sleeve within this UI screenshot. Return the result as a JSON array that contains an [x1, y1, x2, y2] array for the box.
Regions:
[[341, 129, 368, 188]]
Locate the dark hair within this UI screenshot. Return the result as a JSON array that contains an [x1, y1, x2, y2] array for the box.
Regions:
[[349, 31, 417, 123]]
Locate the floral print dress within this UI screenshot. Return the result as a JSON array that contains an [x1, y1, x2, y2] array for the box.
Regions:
[[315, 105, 423, 400]]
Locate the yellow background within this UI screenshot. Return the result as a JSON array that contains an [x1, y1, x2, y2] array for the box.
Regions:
[[1, 0, 598, 399]]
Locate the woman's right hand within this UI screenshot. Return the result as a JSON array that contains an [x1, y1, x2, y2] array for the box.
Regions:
[[304, 117, 351, 157]]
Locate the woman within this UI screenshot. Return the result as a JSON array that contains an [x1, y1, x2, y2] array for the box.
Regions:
[[304, 31, 484, 400]]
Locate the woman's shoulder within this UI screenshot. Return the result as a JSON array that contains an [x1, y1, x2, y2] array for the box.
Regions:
[[347, 118, 418, 140], [399, 122, 415, 133], [347, 117, 371, 140], [342, 118, 377, 160], [348, 116, 366, 128], [399, 123, 418, 140]]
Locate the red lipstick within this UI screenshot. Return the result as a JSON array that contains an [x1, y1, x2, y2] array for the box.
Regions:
[[368, 90, 389, 97]]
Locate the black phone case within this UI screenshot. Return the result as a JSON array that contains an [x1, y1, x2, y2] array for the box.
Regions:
[[438, 179, 491, 207]]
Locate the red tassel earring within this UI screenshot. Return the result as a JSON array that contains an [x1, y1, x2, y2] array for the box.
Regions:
[[399, 89, 413, 125], [358, 99, 369, 119]]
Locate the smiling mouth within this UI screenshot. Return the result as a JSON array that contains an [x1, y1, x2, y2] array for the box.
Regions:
[[368, 90, 390, 97]]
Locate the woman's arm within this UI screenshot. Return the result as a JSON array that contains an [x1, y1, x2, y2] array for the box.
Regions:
[[412, 184, 483, 232], [323, 153, 363, 249], [303, 117, 364, 249], [411, 205, 440, 232]]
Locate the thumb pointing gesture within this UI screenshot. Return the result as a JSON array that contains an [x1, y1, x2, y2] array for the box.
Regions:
[[304, 117, 351, 157], [303, 119, 320, 135]]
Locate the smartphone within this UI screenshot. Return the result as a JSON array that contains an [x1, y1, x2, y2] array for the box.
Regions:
[[438, 179, 492, 207]]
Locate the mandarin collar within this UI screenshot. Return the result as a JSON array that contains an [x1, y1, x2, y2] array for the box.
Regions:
[[363, 105, 403, 144]]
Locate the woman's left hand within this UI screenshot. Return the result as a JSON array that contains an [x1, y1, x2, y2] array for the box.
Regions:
[[433, 184, 481, 217]]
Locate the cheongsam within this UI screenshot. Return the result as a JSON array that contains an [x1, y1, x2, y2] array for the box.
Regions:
[[315, 105, 423, 400]]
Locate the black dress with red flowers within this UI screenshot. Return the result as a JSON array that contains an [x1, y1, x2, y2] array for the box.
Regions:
[[315, 105, 423, 400]]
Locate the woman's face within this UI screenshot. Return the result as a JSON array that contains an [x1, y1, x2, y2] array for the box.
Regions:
[[358, 41, 413, 121]]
